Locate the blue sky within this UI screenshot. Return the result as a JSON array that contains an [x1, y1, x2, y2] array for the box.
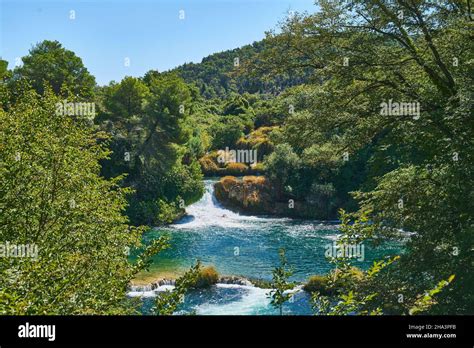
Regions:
[[1, 0, 316, 85]]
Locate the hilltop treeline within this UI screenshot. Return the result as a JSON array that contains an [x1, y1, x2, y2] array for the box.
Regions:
[[169, 40, 312, 98]]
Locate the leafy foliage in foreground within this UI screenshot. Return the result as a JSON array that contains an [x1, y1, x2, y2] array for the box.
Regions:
[[267, 249, 295, 315], [251, 0, 473, 314], [0, 89, 168, 314], [153, 262, 202, 315]]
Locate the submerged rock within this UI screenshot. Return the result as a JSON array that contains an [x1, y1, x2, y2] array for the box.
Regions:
[[130, 275, 256, 291], [129, 278, 177, 292], [218, 276, 253, 286]]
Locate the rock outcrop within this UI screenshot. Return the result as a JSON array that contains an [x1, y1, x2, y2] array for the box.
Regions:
[[214, 176, 326, 218]]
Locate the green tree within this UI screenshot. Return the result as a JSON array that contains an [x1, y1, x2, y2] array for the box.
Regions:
[[223, 94, 250, 115], [102, 76, 150, 121], [137, 73, 192, 168], [13, 40, 96, 98], [0, 59, 12, 109], [210, 119, 245, 150], [0, 88, 167, 314], [254, 0, 473, 314], [98, 72, 204, 226], [267, 249, 295, 315], [265, 143, 301, 196]]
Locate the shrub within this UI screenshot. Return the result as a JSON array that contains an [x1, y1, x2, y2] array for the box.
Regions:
[[157, 199, 182, 225], [236, 126, 276, 161], [265, 143, 300, 193], [193, 266, 219, 288], [243, 175, 267, 185], [251, 162, 265, 172], [210, 121, 244, 149], [220, 176, 239, 185], [303, 275, 333, 295], [225, 162, 248, 174], [199, 157, 219, 173], [162, 162, 204, 205], [214, 176, 239, 203]]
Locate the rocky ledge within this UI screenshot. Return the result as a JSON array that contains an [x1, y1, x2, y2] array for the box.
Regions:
[[213, 175, 325, 218], [129, 275, 255, 292]]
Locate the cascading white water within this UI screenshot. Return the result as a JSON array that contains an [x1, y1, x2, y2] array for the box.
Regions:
[[128, 284, 175, 298], [172, 179, 283, 229], [194, 284, 271, 315]]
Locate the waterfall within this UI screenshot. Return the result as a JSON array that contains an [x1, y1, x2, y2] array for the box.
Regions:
[[172, 179, 284, 229], [128, 278, 177, 298], [173, 179, 259, 229]]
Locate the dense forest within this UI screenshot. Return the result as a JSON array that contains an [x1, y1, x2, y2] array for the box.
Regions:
[[1, 0, 472, 315], [169, 40, 312, 98]]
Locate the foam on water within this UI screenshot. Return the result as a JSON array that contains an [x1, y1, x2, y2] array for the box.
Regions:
[[172, 179, 287, 230], [128, 284, 175, 298], [192, 283, 272, 315]]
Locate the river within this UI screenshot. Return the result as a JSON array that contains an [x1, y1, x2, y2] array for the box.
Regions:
[[129, 179, 401, 315]]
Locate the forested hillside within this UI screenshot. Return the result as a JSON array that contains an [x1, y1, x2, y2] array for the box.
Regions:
[[168, 39, 311, 98]]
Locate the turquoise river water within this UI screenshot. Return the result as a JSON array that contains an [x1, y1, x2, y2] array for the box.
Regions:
[[128, 179, 402, 315]]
